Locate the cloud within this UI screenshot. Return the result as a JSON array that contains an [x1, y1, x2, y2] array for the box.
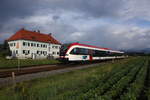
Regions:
[[0, 0, 150, 50]]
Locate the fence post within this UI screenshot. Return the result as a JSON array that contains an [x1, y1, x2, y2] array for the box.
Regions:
[[12, 72, 16, 85]]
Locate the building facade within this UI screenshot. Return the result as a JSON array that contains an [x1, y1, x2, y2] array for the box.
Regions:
[[7, 29, 61, 59]]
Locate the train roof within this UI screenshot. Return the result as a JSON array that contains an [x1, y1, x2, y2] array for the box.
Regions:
[[67, 42, 124, 53]]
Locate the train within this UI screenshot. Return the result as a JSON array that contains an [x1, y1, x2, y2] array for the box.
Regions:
[[59, 42, 125, 62]]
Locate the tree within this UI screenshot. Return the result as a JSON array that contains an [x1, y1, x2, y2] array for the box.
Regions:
[[0, 40, 11, 57]]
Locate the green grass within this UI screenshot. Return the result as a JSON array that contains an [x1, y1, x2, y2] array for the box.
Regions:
[[84, 59, 143, 100], [0, 57, 139, 100], [0, 57, 149, 100], [120, 60, 148, 100], [0, 58, 60, 69]]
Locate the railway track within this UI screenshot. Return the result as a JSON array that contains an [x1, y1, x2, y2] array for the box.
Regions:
[[0, 59, 124, 88], [0, 62, 99, 78], [0, 63, 78, 78], [0, 59, 121, 78]]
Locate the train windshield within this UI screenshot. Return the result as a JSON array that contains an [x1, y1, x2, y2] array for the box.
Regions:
[[60, 44, 70, 56]]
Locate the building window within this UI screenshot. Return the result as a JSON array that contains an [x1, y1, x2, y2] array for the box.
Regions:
[[14, 43, 16, 46], [34, 43, 36, 47], [28, 50, 30, 54], [16, 50, 18, 54], [23, 50, 30, 55], [31, 43, 33, 47], [10, 43, 14, 47], [43, 51, 47, 56], [57, 52, 59, 55], [23, 50, 26, 54], [23, 42, 26, 46], [53, 52, 55, 55], [37, 51, 40, 54], [28, 43, 30, 46], [48, 47, 51, 52], [9, 43, 13, 47], [37, 44, 39, 47]]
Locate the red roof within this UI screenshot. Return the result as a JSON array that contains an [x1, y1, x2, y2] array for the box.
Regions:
[[7, 29, 61, 44], [69, 42, 110, 50]]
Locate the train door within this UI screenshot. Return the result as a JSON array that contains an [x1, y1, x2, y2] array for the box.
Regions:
[[89, 49, 93, 61]]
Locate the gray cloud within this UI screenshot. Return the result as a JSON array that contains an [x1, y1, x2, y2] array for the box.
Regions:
[[0, 0, 150, 50]]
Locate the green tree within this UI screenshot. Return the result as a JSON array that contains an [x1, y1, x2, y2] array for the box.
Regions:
[[0, 40, 11, 57]]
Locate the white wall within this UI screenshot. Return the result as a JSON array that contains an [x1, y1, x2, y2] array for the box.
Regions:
[[8, 40, 61, 59]]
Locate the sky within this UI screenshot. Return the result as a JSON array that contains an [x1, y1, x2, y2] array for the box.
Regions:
[[0, 0, 150, 50]]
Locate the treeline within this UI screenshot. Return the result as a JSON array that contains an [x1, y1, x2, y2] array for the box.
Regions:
[[0, 40, 11, 57], [126, 52, 150, 56]]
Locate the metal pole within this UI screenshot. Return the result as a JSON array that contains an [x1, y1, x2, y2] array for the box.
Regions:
[[18, 56, 20, 71]]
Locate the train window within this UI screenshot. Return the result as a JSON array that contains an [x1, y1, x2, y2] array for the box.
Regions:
[[70, 48, 79, 54], [108, 52, 113, 56], [80, 48, 89, 55], [70, 48, 89, 55], [92, 50, 108, 57], [108, 52, 122, 56]]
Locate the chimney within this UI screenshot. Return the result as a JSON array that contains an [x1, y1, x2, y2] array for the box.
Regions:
[[37, 30, 40, 33], [49, 33, 52, 36], [21, 28, 25, 30]]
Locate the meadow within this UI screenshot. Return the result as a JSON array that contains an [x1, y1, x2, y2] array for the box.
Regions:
[[0, 57, 149, 100], [0, 57, 60, 69]]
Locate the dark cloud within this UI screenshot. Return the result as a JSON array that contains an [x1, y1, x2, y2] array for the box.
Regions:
[[0, 0, 150, 50], [0, 0, 124, 23], [41, 0, 125, 19], [0, 0, 36, 22]]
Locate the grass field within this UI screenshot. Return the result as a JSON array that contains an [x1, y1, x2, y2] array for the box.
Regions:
[[0, 57, 149, 100], [0, 57, 60, 69]]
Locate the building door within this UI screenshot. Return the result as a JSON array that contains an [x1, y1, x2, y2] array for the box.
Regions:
[[49, 47, 51, 52], [12, 50, 16, 58], [32, 53, 36, 59]]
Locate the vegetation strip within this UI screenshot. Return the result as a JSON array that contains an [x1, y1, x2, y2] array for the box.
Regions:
[[148, 61, 150, 100], [137, 59, 150, 100], [0, 57, 149, 100], [52, 59, 133, 100], [120, 59, 148, 100], [0, 58, 60, 69], [100, 59, 145, 100], [77, 58, 142, 99]]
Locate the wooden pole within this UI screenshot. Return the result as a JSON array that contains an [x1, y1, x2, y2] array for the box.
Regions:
[[12, 72, 16, 85], [12, 72, 17, 99]]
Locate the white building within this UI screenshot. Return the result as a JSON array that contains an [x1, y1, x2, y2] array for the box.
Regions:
[[7, 28, 61, 59]]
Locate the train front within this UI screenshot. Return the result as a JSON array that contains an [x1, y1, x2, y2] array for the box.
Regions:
[[59, 43, 70, 62]]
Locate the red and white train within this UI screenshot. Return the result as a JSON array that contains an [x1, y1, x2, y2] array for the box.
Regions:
[[59, 42, 125, 62]]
